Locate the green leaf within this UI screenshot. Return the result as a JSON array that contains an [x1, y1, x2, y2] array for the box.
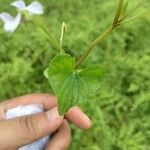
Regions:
[[122, 1, 128, 16], [45, 54, 106, 115]]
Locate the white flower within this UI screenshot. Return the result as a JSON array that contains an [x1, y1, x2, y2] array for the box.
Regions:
[[0, 0, 44, 33], [0, 13, 21, 32], [11, 0, 44, 15]]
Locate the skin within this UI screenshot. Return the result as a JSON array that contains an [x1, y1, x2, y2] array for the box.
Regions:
[[0, 93, 91, 150]]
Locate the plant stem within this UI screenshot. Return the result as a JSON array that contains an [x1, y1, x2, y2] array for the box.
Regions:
[[75, 26, 114, 68], [60, 22, 66, 54], [119, 13, 145, 24], [113, 0, 124, 26], [35, 17, 63, 51], [119, 0, 146, 22], [75, 0, 124, 68], [40, 25, 61, 51]]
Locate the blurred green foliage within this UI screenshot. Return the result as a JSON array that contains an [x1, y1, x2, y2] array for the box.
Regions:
[[0, 0, 150, 149]]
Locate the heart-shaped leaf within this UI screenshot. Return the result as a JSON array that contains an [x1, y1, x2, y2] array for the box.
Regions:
[[44, 54, 106, 115]]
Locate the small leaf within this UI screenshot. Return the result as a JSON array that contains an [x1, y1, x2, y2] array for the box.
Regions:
[[122, 1, 128, 16], [45, 54, 106, 115]]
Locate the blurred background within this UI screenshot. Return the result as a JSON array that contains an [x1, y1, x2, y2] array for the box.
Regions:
[[0, 0, 150, 149]]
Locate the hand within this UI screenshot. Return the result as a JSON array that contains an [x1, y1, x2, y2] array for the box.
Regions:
[[0, 93, 91, 150]]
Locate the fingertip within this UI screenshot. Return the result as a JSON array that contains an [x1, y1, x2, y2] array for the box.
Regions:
[[66, 106, 92, 129]]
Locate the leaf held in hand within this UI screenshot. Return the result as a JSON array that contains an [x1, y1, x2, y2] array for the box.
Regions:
[[45, 54, 106, 115]]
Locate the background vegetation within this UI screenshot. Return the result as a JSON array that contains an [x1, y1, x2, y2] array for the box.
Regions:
[[0, 0, 150, 149]]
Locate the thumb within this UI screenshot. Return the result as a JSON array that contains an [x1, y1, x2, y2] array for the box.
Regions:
[[0, 108, 63, 149]]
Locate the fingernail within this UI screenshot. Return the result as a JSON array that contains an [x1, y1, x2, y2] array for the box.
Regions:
[[46, 108, 63, 122]]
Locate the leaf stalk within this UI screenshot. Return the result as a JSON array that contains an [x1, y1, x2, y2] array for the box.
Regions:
[[60, 22, 67, 54]]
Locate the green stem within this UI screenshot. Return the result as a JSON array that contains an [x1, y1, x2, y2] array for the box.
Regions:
[[113, 0, 124, 26], [75, 0, 124, 68], [60, 22, 66, 54], [119, 13, 145, 24], [40, 24, 61, 51], [119, 0, 146, 22], [34, 17, 63, 51], [75, 26, 114, 68]]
